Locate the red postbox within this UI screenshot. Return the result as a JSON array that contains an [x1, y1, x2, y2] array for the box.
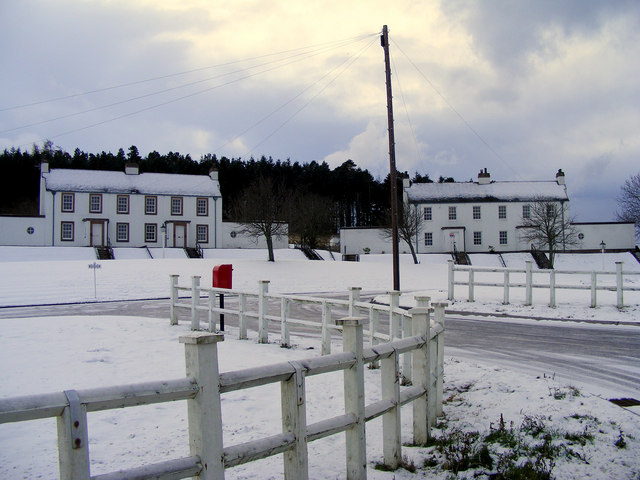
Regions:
[[213, 264, 233, 289]]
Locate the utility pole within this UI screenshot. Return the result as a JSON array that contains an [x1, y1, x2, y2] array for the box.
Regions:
[[381, 25, 400, 291]]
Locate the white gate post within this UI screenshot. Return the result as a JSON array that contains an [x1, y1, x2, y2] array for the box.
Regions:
[[281, 297, 290, 347], [170, 274, 179, 325], [258, 280, 270, 344], [381, 348, 400, 469], [282, 361, 308, 479], [616, 262, 624, 308], [590, 271, 597, 308], [57, 390, 90, 480], [447, 260, 455, 300], [468, 269, 475, 302], [336, 317, 366, 480], [191, 276, 201, 331], [388, 291, 401, 340], [410, 307, 431, 444], [321, 300, 332, 355], [208, 290, 216, 332], [525, 261, 533, 306], [238, 293, 247, 340], [549, 270, 556, 308], [349, 287, 362, 316], [503, 270, 510, 305], [180, 332, 225, 480], [432, 302, 447, 417]]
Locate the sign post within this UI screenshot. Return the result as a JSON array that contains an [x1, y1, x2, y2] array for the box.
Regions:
[[88, 262, 101, 298]]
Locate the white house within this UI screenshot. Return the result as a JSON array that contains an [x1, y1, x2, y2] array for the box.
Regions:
[[340, 169, 636, 256]]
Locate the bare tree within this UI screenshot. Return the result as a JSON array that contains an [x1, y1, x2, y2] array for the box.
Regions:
[[519, 198, 579, 267], [289, 192, 335, 250], [381, 203, 421, 264], [231, 176, 290, 262], [617, 172, 640, 239]]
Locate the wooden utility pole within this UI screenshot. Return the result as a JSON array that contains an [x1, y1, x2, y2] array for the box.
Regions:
[[381, 25, 400, 291]]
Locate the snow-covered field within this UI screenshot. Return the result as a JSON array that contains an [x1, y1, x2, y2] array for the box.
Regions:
[[1, 247, 639, 479]]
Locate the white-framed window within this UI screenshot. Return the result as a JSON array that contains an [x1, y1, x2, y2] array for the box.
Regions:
[[171, 196, 183, 215], [61, 221, 74, 241], [546, 203, 556, 216], [522, 204, 530, 219], [116, 222, 129, 242], [473, 231, 482, 245], [448, 206, 457, 220], [197, 197, 208, 216], [145, 196, 157, 215], [423, 206, 432, 221], [197, 224, 209, 243], [498, 205, 507, 219], [61, 193, 74, 213], [117, 195, 129, 214], [424, 232, 433, 246], [89, 194, 102, 213], [499, 230, 508, 245], [472, 205, 481, 220], [145, 223, 157, 243]]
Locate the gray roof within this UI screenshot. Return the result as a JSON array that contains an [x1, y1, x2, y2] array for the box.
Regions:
[[406, 181, 568, 204], [44, 169, 221, 197]]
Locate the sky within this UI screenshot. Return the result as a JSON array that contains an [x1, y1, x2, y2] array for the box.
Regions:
[[1, 1, 639, 222]]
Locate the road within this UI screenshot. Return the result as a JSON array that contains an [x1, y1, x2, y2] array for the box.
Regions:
[[1, 296, 638, 399]]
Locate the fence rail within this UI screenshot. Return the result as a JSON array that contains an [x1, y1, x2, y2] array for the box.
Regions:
[[448, 260, 640, 308], [0, 280, 447, 480]]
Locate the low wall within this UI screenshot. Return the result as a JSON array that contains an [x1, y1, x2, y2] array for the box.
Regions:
[[573, 222, 636, 250], [0, 215, 49, 246], [339, 227, 412, 255], [221, 222, 288, 249]]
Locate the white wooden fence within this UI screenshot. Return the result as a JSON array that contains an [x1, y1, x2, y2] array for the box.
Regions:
[[448, 260, 640, 308], [0, 306, 445, 479]]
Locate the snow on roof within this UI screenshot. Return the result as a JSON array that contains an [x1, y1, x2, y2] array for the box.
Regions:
[[44, 169, 221, 197], [406, 180, 568, 204]]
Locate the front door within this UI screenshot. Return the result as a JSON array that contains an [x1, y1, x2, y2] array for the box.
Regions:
[[445, 230, 463, 253], [90, 221, 105, 246], [174, 223, 187, 248]]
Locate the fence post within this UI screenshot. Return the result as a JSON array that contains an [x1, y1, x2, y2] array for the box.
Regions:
[[238, 293, 247, 340], [57, 390, 90, 480], [525, 261, 533, 306], [282, 361, 308, 479], [410, 307, 431, 444], [432, 302, 447, 417], [208, 290, 216, 332], [447, 260, 455, 300], [180, 332, 225, 480], [281, 297, 290, 347], [381, 347, 401, 469], [336, 317, 366, 480], [349, 287, 362, 316], [258, 280, 270, 344], [321, 300, 332, 355], [170, 274, 179, 325], [368, 306, 380, 369], [590, 271, 597, 308], [503, 270, 510, 305], [191, 276, 201, 331], [388, 291, 401, 340], [468, 269, 475, 302], [616, 262, 624, 308], [549, 270, 556, 308]]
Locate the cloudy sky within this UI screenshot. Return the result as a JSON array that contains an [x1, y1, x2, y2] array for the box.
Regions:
[[1, 0, 639, 221]]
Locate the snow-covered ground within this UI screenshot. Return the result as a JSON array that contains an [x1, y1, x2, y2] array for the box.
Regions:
[[0, 247, 639, 479]]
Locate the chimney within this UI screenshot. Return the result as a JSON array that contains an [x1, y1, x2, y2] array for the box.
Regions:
[[40, 161, 49, 174], [556, 168, 565, 185], [402, 177, 411, 189], [209, 168, 219, 181], [478, 168, 491, 185], [125, 163, 139, 175]]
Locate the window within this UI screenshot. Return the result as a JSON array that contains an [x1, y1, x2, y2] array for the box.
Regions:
[[145, 223, 157, 243], [197, 197, 208, 216], [145, 196, 157, 215], [498, 205, 507, 219], [472, 205, 481, 220], [197, 224, 209, 243], [423, 206, 432, 221], [424, 232, 433, 246], [89, 194, 102, 213], [117, 195, 129, 214], [61, 222, 74, 241], [61, 193, 74, 212], [448, 206, 457, 220], [473, 231, 482, 245], [499, 230, 508, 245], [522, 204, 530, 219], [171, 196, 183, 215], [546, 204, 556, 216], [116, 222, 129, 242]]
